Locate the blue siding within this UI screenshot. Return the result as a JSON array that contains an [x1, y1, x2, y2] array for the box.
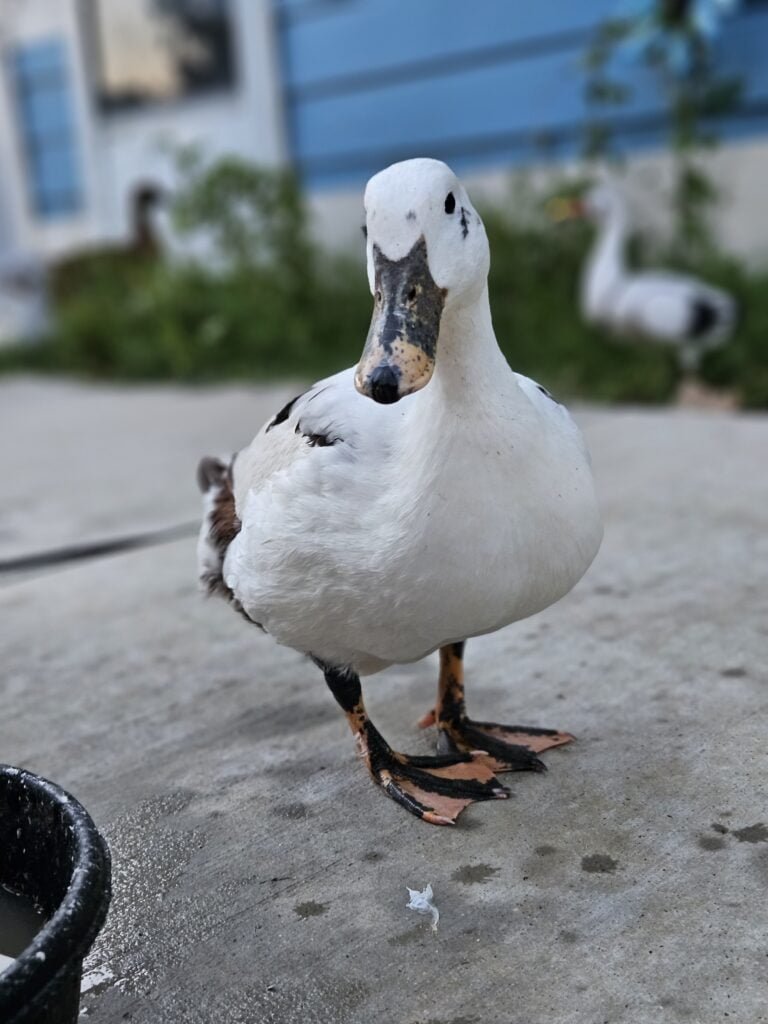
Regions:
[[282, 0, 617, 91], [11, 39, 83, 218], [291, 51, 663, 163], [275, 0, 768, 187]]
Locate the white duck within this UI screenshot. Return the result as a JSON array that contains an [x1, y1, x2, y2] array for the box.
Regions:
[[573, 182, 736, 371], [197, 158, 603, 826]]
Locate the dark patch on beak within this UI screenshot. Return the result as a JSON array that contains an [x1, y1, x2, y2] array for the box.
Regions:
[[368, 364, 400, 404], [355, 236, 446, 404]]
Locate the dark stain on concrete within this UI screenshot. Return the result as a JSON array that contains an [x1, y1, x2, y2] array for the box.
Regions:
[[698, 836, 726, 851], [272, 802, 308, 820], [581, 853, 618, 873], [658, 995, 695, 1018], [711, 822, 729, 834], [559, 930, 579, 943], [720, 666, 747, 678], [451, 864, 500, 884], [733, 823, 768, 844], [387, 926, 427, 947], [294, 901, 328, 919], [535, 844, 558, 856]]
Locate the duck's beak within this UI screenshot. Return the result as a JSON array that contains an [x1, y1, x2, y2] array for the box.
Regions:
[[355, 236, 446, 404], [546, 196, 585, 223]]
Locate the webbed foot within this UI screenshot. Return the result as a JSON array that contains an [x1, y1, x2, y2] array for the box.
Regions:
[[367, 744, 508, 825], [418, 642, 575, 773], [317, 658, 510, 825], [419, 710, 573, 772]]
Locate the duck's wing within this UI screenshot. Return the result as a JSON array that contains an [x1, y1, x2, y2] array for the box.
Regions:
[[221, 366, 403, 644], [616, 272, 736, 343], [196, 368, 363, 586], [231, 366, 388, 513], [513, 372, 594, 464], [513, 373, 563, 413]]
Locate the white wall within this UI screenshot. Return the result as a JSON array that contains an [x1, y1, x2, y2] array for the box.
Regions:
[[0, 0, 287, 259], [91, 0, 287, 243], [307, 138, 768, 267], [0, 0, 99, 258]]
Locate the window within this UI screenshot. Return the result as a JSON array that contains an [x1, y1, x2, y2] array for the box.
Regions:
[[85, 0, 236, 112], [11, 40, 83, 218]]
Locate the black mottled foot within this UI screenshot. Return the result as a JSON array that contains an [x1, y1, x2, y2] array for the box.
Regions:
[[418, 643, 574, 773], [318, 660, 508, 826], [433, 717, 572, 773], [368, 742, 508, 826]]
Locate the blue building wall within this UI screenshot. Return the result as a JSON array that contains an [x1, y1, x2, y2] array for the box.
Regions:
[[275, 0, 768, 187], [10, 38, 83, 218]]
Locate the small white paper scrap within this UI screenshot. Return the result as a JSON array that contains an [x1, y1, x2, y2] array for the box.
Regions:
[[406, 883, 439, 931]]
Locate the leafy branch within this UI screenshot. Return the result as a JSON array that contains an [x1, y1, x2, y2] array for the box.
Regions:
[[581, 0, 743, 255]]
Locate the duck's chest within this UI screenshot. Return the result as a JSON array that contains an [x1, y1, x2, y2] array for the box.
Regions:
[[377, 409, 597, 618], [230, 386, 601, 670]]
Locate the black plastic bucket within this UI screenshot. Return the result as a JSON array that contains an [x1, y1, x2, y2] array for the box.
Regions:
[[0, 766, 111, 1024]]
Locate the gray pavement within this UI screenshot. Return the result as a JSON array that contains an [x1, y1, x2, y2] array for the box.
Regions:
[[1, 376, 766, 1024]]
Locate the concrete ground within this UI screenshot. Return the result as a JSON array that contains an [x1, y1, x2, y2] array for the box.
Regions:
[[1, 377, 766, 1024]]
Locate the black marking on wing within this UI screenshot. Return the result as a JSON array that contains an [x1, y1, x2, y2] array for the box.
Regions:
[[306, 433, 339, 447], [306, 385, 330, 404], [294, 420, 342, 447], [536, 383, 559, 404], [266, 392, 305, 432], [460, 207, 470, 239], [687, 299, 720, 339]]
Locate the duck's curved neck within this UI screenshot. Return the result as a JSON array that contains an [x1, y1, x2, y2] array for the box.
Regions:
[[586, 204, 628, 308], [429, 285, 512, 404]]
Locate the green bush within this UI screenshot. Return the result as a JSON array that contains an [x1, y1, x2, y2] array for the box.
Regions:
[[1, 156, 766, 407]]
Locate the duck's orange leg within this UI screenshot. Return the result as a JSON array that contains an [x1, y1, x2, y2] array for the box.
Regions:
[[316, 660, 509, 826], [417, 642, 574, 773]]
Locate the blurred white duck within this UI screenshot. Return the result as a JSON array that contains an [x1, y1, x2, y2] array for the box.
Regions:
[[568, 182, 737, 371], [197, 158, 602, 826]]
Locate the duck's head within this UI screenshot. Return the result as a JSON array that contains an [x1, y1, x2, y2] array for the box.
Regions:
[[355, 158, 489, 404], [581, 182, 624, 224], [549, 181, 623, 226]]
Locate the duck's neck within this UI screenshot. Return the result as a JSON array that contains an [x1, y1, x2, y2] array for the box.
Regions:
[[585, 205, 628, 313], [427, 285, 514, 407]]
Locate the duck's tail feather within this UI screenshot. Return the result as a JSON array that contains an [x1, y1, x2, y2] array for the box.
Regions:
[[196, 454, 241, 598]]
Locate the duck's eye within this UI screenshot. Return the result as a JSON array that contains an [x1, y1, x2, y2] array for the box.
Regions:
[[375, 290, 382, 303], [444, 192, 456, 214], [407, 286, 417, 302]]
